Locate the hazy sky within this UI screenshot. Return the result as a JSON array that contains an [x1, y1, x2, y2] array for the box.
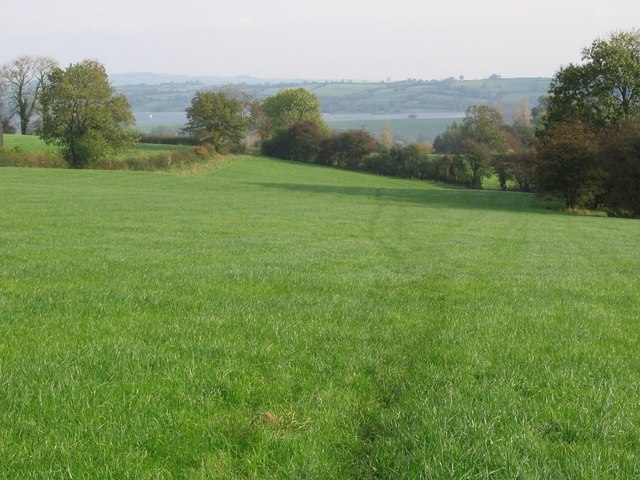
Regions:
[[2, 0, 638, 80]]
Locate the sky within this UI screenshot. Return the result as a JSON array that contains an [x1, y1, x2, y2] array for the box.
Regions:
[[1, 0, 639, 81]]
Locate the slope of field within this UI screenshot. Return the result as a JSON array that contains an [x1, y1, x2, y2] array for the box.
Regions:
[[2, 133, 190, 157], [2, 134, 61, 153], [1, 158, 639, 478]]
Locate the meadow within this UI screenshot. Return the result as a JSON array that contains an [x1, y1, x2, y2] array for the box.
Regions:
[[2, 134, 190, 157], [1, 157, 639, 478], [2, 134, 61, 153]]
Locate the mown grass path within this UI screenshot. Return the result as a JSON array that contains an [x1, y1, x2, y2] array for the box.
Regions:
[[1, 158, 639, 478]]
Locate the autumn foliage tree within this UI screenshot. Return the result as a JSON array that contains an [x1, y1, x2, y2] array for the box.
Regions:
[[535, 120, 603, 209], [599, 117, 640, 214], [537, 30, 640, 213], [322, 129, 377, 168], [261, 120, 326, 163]]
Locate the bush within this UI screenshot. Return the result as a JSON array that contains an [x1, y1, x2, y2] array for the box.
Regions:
[[0, 148, 67, 168], [600, 118, 640, 215], [362, 151, 396, 176], [606, 209, 636, 218], [94, 147, 213, 171], [321, 129, 378, 168], [262, 121, 326, 163], [534, 120, 603, 209]]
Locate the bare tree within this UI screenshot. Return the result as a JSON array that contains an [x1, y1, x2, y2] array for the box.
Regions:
[[0, 83, 3, 147], [1, 55, 57, 134]]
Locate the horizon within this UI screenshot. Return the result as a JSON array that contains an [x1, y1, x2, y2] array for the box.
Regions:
[[108, 71, 553, 86], [2, 1, 639, 81]]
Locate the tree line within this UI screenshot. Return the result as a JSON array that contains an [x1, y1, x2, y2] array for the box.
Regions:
[[443, 30, 640, 216], [537, 30, 640, 215], [182, 29, 639, 216], [1, 58, 138, 168], [2, 30, 638, 215], [252, 30, 640, 216]]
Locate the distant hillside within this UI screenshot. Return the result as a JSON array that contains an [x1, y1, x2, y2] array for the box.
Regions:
[[109, 72, 305, 87], [114, 76, 551, 117]]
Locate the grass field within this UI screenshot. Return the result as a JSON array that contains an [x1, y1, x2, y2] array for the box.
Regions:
[[2, 134, 190, 157], [2, 134, 61, 153], [1, 158, 639, 478]]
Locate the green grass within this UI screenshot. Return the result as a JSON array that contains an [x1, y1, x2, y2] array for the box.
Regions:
[[1, 158, 639, 478], [120, 142, 192, 157], [2, 133, 190, 158], [3, 133, 61, 153]]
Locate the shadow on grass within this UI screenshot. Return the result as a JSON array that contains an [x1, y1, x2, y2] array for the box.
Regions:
[[252, 181, 559, 215]]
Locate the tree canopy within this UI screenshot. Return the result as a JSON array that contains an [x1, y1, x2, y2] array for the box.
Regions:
[[40, 60, 138, 168], [546, 30, 640, 129], [0, 55, 57, 134], [182, 90, 248, 150], [460, 105, 507, 188], [535, 120, 603, 209], [261, 88, 324, 137], [536, 30, 640, 213]]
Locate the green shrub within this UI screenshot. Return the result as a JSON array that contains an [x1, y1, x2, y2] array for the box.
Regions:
[[0, 148, 66, 168]]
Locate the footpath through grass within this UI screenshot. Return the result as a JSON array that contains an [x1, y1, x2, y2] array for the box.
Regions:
[[1, 158, 639, 478]]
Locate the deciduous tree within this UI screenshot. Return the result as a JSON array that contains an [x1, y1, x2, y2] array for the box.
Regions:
[[546, 30, 640, 129], [182, 90, 248, 150], [40, 60, 138, 168], [1, 55, 57, 134], [433, 122, 464, 154], [322, 129, 378, 168], [261, 88, 325, 137], [380, 122, 393, 148], [461, 105, 507, 188], [261, 120, 326, 163], [535, 120, 602, 209], [600, 117, 640, 214]]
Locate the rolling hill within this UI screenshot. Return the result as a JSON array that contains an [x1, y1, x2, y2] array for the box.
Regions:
[[115, 76, 551, 116]]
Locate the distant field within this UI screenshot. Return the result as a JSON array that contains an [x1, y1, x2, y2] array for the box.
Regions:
[[118, 77, 551, 117], [2, 133, 190, 157], [131, 113, 461, 142], [326, 117, 460, 142], [1, 158, 639, 478], [3, 133, 61, 153]]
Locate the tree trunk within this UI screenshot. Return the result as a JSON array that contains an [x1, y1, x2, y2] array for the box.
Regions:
[[20, 104, 29, 135], [0, 124, 4, 149]]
